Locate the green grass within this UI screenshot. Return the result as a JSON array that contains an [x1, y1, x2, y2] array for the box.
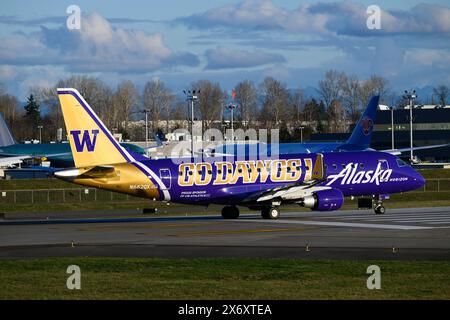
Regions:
[[0, 258, 449, 300]]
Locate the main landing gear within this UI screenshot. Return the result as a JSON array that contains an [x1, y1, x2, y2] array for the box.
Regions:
[[221, 206, 240, 219], [261, 207, 280, 220]]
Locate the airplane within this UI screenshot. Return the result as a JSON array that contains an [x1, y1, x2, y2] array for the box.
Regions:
[[209, 95, 381, 157], [0, 112, 147, 168], [208, 95, 449, 158], [54, 88, 425, 218]]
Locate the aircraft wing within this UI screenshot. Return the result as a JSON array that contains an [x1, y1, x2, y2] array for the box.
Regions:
[[0, 155, 29, 167], [383, 143, 450, 155], [254, 181, 330, 203], [242, 154, 328, 205]]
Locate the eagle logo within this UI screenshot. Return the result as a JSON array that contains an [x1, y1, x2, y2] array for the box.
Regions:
[[361, 118, 373, 136]]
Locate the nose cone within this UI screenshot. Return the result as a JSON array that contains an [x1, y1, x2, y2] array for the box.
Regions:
[[412, 171, 426, 190]]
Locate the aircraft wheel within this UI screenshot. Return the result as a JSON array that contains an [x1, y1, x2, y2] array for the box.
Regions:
[[374, 205, 385, 215], [261, 207, 280, 220], [221, 206, 239, 219]]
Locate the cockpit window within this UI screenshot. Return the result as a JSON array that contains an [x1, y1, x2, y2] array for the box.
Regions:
[[396, 158, 409, 167]]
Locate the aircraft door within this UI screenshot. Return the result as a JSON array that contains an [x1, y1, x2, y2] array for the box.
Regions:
[[159, 168, 171, 190], [378, 159, 389, 170]]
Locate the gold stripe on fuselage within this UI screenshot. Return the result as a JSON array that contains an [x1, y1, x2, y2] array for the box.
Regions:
[[72, 162, 160, 199]]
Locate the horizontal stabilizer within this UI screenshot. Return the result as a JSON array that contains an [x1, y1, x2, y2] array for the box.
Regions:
[[54, 165, 115, 178], [384, 143, 450, 155]]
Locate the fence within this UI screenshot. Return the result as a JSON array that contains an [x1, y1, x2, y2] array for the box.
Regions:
[[0, 187, 145, 205], [416, 178, 450, 192], [0, 178, 449, 205]]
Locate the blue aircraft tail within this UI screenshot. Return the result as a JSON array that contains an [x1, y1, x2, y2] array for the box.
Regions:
[[154, 133, 163, 147], [0, 112, 16, 147], [343, 95, 379, 149]]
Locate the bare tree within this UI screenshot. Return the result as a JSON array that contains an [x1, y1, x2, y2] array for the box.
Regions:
[[341, 74, 361, 123], [0, 91, 19, 128], [359, 75, 389, 107], [259, 77, 289, 127], [433, 85, 449, 107], [113, 80, 138, 138], [317, 70, 346, 110], [288, 87, 304, 124], [326, 100, 346, 133], [143, 79, 174, 133], [191, 80, 225, 131], [235, 80, 258, 129]]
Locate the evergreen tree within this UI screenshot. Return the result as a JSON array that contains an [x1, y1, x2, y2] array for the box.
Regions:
[[23, 94, 41, 139], [24, 94, 40, 123]]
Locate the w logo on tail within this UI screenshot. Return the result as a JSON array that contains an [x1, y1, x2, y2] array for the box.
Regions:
[[70, 129, 99, 152]]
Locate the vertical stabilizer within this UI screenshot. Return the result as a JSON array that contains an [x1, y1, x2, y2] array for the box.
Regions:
[[345, 95, 380, 149], [57, 88, 133, 168], [0, 112, 16, 147]]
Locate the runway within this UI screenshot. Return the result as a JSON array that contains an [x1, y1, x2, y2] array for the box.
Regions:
[[1, 206, 450, 260]]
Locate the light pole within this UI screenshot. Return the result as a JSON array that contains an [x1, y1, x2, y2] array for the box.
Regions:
[[403, 90, 417, 163], [140, 109, 149, 148], [390, 106, 395, 150], [226, 89, 238, 142], [299, 126, 304, 143], [37, 125, 43, 143], [183, 89, 199, 158]]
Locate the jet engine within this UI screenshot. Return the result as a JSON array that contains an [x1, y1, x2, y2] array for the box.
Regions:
[[302, 189, 344, 211]]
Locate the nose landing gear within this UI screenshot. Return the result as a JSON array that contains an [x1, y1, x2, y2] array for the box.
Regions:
[[261, 207, 280, 219], [374, 205, 385, 214], [374, 197, 386, 215]]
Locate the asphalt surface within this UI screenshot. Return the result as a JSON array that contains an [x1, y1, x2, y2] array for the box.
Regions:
[[1, 206, 450, 260]]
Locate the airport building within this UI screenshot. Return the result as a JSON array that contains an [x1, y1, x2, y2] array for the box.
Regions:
[[311, 105, 450, 162]]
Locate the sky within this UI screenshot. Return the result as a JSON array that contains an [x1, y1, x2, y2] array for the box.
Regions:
[[0, 0, 449, 100]]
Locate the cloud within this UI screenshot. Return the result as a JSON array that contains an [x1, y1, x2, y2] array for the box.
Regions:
[[205, 46, 285, 69], [0, 12, 199, 73], [0, 15, 160, 27], [177, 0, 450, 36]]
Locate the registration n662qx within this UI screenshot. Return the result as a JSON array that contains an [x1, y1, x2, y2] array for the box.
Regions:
[[55, 88, 425, 219]]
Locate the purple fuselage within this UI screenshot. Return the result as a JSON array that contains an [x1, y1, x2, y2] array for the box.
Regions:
[[139, 151, 425, 206]]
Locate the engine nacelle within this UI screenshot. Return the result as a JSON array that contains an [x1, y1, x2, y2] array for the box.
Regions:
[[302, 189, 344, 211]]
